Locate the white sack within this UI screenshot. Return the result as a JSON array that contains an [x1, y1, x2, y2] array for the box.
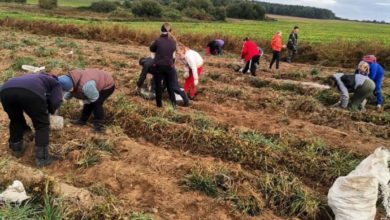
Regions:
[[0, 180, 30, 203]]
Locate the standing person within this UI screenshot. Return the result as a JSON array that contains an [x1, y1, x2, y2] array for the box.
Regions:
[[207, 39, 224, 55], [150, 22, 177, 109], [0, 73, 63, 167], [178, 46, 204, 100], [58, 69, 115, 133], [240, 37, 260, 76], [328, 62, 375, 111], [362, 55, 385, 111], [269, 31, 284, 70], [137, 57, 189, 106], [287, 26, 299, 63]]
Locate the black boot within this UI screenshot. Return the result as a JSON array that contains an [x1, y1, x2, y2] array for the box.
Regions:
[[9, 141, 25, 158], [70, 119, 87, 126], [35, 146, 55, 167], [93, 120, 106, 133]]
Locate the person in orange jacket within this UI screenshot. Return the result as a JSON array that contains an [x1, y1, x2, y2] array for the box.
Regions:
[[269, 31, 285, 70], [240, 37, 260, 76]]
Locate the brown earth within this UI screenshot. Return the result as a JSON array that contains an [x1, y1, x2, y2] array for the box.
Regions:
[[0, 28, 389, 219]]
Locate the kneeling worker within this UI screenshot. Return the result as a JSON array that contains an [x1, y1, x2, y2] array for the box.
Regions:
[[58, 69, 115, 133]]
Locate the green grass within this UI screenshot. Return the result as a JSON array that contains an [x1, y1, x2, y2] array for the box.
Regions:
[[1, 9, 390, 45], [26, 0, 116, 7]]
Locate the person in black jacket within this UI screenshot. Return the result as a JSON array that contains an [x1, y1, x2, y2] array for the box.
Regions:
[[137, 57, 189, 106], [287, 26, 299, 63], [0, 73, 63, 167], [150, 23, 178, 109]]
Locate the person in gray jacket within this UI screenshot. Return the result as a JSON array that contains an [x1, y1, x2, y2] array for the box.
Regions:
[[328, 61, 375, 111]]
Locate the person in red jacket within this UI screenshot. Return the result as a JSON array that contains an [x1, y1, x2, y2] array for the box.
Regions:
[[269, 31, 285, 70], [240, 37, 260, 76]]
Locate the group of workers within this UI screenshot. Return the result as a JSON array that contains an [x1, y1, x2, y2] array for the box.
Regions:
[[0, 22, 385, 167]]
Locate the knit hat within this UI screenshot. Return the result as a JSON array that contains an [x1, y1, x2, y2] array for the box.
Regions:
[[58, 75, 73, 92], [362, 55, 377, 63], [358, 61, 370, 75]]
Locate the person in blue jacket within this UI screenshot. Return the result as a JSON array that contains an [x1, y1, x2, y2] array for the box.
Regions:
[[0, 73, 63, 167], [361, 55, 385, 110]]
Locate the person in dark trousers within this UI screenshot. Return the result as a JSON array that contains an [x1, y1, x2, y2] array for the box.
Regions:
[[138, 57, 189, 106], [207, 39, 224, 55], [240, 37, 260, 76], [0, 73, 63, 167], [328, 62, 375, 111], [58, 69, 115, 133], [287, 26, 299, 63], [269, 31, 285, 70], [150, 22, 178, 109]]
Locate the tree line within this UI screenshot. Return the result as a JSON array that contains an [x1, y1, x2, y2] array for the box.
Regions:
[[1, 0, 338, 21], [260, 1, 336, 19]]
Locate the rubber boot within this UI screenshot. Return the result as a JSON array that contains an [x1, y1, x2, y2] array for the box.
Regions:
[[93, 120, 106, 133], [35, 146, 55, 167], [9, 141, 25, 158], [70, 119, 87, 126]]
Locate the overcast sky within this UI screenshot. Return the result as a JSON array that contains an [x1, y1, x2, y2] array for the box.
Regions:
[[262, 0, 390, 21]]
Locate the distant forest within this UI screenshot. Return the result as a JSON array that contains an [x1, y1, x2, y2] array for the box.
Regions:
[[260, 1, 336, 19]]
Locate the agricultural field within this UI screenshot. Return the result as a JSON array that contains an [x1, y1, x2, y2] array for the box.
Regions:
[[0, 24, 389, 219], [1, 5, 390, 45], [0, 3, 389, 220]]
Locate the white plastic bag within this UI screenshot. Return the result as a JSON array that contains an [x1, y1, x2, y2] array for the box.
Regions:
[[0, 180, 30, 203], [21, 65, 45, 73], [50, 115, 64, 130], [328, 147, 390, 220]]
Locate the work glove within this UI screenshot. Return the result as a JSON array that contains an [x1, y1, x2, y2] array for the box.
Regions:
[[332, 101, 341, 108], [194, 79, 199, 86], [183, 71, 189, 79], [83, 99, 92, 105], [241, 59, 245, 64]]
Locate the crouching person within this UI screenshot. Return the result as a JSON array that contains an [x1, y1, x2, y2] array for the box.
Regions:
[[328, 62, 375, 111], [138, 57, 189, 106], [0, 73, 63, 167], [240, 37, 260, 76], [178, 46, 204, 100], [58, 69, 115, 133]]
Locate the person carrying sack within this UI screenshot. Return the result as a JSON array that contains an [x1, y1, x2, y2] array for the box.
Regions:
[[0, 73, 63, 167], [240, 37, 260, 76], [58, 69, 115, 133], [328, 61, 375, 111], [150, 23, 178, 109], [178, 46, 204, 100]]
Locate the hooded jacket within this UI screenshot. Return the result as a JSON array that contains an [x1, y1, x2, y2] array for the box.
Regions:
[[68, 69, 114, 102], [271, 34, 283, 52], [241, 40, 260, 62], [333, 73, 372, 108], [0, 73, 63, 114]]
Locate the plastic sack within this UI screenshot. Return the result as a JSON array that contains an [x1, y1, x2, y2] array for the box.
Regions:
[[328, 147, 390, 220], [0, 180, 30, 203], [21, 65, 45, 73], [50, 115, 64, 130]]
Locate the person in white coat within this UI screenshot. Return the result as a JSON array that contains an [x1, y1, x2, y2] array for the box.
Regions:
[[178, 46, 204, 99]]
